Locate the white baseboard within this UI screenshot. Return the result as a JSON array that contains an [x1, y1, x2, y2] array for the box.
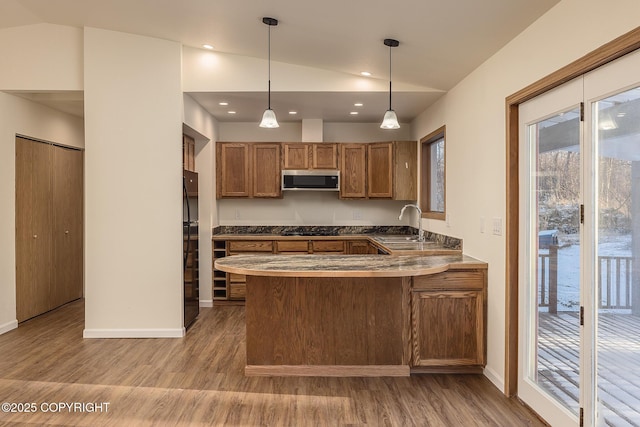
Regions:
[[483, 365, 505, 393], [83, 328, 185, 338], [199, 299, 213, 308], [0, 320, 18, 335]]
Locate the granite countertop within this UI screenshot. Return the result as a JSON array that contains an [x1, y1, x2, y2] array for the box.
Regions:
[[214, 253, 486, 278], [212, 225, 464, 255]]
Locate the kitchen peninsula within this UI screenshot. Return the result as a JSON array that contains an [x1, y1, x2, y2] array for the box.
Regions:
[[214, 247, 487, 377]]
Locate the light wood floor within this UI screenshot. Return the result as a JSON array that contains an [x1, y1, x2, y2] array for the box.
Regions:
[[0, 300, 546, 426]]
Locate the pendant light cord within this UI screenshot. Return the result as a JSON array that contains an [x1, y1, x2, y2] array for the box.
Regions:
[[388, 44, 392, 110], [267, 24, 271, 109]]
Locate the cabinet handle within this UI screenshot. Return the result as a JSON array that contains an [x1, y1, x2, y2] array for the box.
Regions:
[[65, 230, 70, 234], [33, 234, 38, 239]]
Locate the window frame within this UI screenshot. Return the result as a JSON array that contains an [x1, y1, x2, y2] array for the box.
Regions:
[[420, 125, 446, 220]]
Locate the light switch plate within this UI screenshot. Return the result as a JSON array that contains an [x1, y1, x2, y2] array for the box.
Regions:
[[492, 217, 502, 235]]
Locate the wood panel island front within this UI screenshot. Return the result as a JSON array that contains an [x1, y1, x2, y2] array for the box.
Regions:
[[214, 254, 487, 377]]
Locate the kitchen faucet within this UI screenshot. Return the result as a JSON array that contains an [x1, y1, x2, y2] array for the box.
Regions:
[[399, 204, 424, 242]]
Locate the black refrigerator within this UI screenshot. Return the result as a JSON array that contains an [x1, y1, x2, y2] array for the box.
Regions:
[[183, 170, 199, 328]]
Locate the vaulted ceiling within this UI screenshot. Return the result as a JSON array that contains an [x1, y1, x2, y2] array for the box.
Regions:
[[1, 0, 560, 122]]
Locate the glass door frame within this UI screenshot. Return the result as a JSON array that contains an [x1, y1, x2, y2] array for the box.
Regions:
[[518, 77, 583, 426]]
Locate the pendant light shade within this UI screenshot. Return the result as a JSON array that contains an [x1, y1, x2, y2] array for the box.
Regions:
[[260, 108, 279, 128], [380, 38, 400, 130], [259, 17, 279, 128], [381, 109, 400, 129]]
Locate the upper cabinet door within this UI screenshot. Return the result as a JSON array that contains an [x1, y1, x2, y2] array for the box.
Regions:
[[367, 143, 393, 198], [252, 143, 282, 198], [312, 143, 338, 169], [217, 143, 251, 197], [340, 144, 367, 198], [283, 143, 309, 169]]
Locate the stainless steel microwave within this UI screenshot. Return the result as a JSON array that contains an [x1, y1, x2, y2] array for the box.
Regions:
[[281, 169, 340, 191]]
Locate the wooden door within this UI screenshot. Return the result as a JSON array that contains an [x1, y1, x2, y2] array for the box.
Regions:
[[312, 143, 338, 169], [252, 143, 281, 198], [367, 143, 393, 198], [51, 146, 84, 308], [340, 144, 366, 198], [283, 143, 309, 169], [411, 289, 485, 367], [217, 143, 250, 198], [15, 137, 52, 322]]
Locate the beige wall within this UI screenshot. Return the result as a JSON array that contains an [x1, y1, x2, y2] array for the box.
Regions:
[[0, 93, 84, 334], [83, 28, 184, 337], [0, 22, 85, 334], [411, 0, 640, 390], [183, 94, 218, 307], [0, 24, 83, 90]]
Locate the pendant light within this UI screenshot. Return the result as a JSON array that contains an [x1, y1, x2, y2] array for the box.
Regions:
[[259, 17, 279, 128], [380, 38, 400, 129]]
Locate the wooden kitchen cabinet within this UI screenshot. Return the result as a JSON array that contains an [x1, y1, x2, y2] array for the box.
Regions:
[[283, 143, 338, 170], [183, 134, 195, 172], [252, 143, 281, 198], [225, 240, 274, 300], [283, 144, 309, 169], [217, 142, 281, 198], [275, 240, 310, 254], [340, 141, 417, 200], [367, 143, 393, 198], [340, 144, 367, 198], [312, 143, 338, 169], [311, 240, 344, 254], [217, 143, 250, 198], [410, 270, 487, 372], [346, 240, 378, 254]]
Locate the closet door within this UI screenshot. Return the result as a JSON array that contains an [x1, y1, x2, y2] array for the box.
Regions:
[[15, 137, 53, 322], [51, 146, 84, 308]]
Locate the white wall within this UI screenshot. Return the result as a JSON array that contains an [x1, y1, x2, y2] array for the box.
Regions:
[[83, 28, 184, 337], [183, 94, 218, 307], [0, 22, 85, 335], [0, 92, 84, 334], [0, 24, 83, 90], [411, 0, 640, 390]]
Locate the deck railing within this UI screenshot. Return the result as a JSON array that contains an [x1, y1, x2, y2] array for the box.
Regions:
[[538, 246, 634, 312]]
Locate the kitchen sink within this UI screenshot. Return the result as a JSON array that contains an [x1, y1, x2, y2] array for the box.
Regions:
[[375, 235, 422, 243]]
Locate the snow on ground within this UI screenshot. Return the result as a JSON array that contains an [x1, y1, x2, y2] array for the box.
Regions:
[[546, 233, 632, 311]]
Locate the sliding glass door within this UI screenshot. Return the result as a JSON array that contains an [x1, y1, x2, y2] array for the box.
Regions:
[[585, 50, 640, 427], [520, 48, 640, 426], [519, 77, 583, 426]]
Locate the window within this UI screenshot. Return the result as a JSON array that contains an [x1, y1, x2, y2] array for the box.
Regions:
[[420, 126, 446, 220]]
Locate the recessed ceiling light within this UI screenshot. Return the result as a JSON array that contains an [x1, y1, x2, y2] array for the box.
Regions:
[[350, 111, 358, 115], [228, 111, 236, 114], [617, 112, 626, 117], [360, 71, 372, 77], [219, 102, 228, 106], [354, 103, 363, 107], [289, 111, 297, 115], [203, 44, 214, 50]]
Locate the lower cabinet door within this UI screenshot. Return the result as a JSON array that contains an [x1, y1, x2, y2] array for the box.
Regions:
[[411, 289, 485, 367]]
